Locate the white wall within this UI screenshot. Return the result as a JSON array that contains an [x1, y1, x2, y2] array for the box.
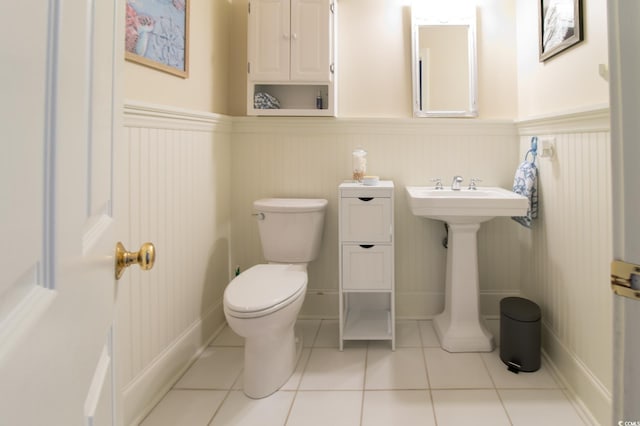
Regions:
[[228, 0, 518, 118], [515, 0, 609, 119], [125, 1, 232, 114], [120, 1, 614, 424], [117, 103, 232, 424], [230, 117, 522, 320], [513, 1, 612, 423], [516, 111, 612, 425]]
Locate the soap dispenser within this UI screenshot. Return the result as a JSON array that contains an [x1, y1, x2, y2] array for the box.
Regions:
[[316, 90, 323, 109]]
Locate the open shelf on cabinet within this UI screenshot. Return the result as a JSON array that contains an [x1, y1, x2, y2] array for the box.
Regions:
[[248, 83, 335, 116], [343, 308, 392, 340]]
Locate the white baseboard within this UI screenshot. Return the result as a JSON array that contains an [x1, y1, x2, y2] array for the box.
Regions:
[[300, 291, 521, 319], [122, 301, 226, 426], [541, 321, 611, 425]]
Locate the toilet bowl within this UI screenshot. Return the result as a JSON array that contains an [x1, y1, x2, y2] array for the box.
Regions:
[[224, 264, 307, 398], [223, 198, 327, 398]]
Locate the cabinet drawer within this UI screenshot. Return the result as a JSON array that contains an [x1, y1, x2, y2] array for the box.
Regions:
[[340, 197, 392, 242], [342, 244, 393, 290]]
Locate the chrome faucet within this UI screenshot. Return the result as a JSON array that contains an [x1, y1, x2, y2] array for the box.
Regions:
[[431, 178, 444, 190], [468, 177, 482, 190], [451, 175, 464, 191]]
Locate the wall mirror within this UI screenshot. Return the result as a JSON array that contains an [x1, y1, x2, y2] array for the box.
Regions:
[[411, 4, 478, 117]]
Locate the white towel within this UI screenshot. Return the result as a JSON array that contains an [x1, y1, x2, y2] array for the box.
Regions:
[[512, 160, 538, 228]]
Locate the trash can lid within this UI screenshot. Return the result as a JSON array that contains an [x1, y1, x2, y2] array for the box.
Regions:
[[500, 297, 541, 322]]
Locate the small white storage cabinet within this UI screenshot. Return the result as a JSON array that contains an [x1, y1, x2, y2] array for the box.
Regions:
[[247, 0, 336, 116], [338, 181, 395, 350]]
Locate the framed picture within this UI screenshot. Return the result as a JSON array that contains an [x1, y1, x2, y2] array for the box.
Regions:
[[539, 0, 583, 62], [125, 0, 189, 78]]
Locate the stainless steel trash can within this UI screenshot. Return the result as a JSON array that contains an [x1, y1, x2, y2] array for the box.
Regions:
[[500, 297, 541, 373]]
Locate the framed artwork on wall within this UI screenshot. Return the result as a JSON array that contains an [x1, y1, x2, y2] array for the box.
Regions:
[[125, 0, 189, 78], [539, 0, 583, 62]]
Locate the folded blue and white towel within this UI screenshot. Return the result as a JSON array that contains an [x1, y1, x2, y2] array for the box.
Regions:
[[512, 160, 538, 228], [254, 92, 281, 109]]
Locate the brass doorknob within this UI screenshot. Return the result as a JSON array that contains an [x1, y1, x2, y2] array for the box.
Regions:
[[115, 242, 156, 280]]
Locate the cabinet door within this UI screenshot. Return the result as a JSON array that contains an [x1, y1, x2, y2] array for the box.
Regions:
[[342, 245, 393, 290], [340, 197, 392, 243], [290, 0, 332, 81], [249, 0, 291, 81]]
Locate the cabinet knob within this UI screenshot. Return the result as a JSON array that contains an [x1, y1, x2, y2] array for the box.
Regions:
[[292, 33, 298, 40]]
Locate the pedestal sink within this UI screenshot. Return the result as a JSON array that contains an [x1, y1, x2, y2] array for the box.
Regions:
[[406, 186, 528, 352]]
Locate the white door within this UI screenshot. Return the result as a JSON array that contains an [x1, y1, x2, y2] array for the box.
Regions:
[[248, 0, 291, 81], [608, 0, 640, 423], [290, 0, 332, 82], [248, 0, 332, 82], [0, 0, 129, 424]]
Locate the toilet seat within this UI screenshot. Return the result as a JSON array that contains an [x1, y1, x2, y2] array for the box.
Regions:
[[224, 264, 307, 319]]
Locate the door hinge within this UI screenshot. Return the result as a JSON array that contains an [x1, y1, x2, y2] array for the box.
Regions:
[[248, 2, 251, 14], [611, 259, 640, 300], [248, 62, 251, 74]]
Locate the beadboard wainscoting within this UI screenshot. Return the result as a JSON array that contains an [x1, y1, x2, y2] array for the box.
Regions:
[[119, 102, 233, 425], [117, 103, 612, 425], [516, 106, 612, 425], [230, 117, 524, 321]]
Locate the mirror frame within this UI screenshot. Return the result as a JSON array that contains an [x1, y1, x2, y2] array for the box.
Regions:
[[411, 6, 478, 118]]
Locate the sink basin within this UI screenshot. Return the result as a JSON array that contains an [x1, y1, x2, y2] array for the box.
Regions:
[[406, 186, 527, 224], [406, 185, 528, 352]]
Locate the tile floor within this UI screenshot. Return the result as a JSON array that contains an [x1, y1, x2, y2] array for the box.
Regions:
[[140, 320, 590, 426]]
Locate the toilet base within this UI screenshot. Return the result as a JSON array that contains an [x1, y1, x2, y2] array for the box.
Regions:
[[243, 330, 303, 399]]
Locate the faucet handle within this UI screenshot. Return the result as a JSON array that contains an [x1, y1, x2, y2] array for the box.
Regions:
[[430, 178, 444, 190], [468, 177, 482, 190]]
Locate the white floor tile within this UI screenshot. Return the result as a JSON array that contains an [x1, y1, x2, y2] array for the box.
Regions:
[[313, 320, 339, 347], [142, 319, 594, 426], [140, 389, 226, 426], [365, 346, 428, 390], [499, 389, 587, 426], [174, 347, 243, 389], [231, 348, 310, 392], [395, 320, 422, 347], [417, 321, 441, 347], [424, 348, 494, 389], [210, 390, 295, 426], [210, 324, 244, 347], [299, 347, 366, 390], [482, 350, 559, 389], [361, 390, 435, 426], [295, 319, 321, 348], [286, 391, 362, 426], [431, 389, 511, 426]]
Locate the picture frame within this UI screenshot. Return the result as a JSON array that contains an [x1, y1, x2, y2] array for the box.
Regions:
[[125, 0, 189, 78], [539, 0, 583, 62]]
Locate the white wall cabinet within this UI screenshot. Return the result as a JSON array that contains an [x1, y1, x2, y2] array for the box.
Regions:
[[338, 182, 395, 350], [247, 0, 336, 116]]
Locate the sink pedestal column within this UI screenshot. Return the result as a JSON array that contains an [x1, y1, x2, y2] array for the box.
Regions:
[[433, 222, 495, 352]]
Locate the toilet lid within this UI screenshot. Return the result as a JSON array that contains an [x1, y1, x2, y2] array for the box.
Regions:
[[224, 264, 307, 314]]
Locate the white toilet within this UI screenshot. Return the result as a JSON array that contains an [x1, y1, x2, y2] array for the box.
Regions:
[[223, 198, 328, 398]]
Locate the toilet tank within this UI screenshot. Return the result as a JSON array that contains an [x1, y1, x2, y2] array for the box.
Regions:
[[253, 198, 328, 263]]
